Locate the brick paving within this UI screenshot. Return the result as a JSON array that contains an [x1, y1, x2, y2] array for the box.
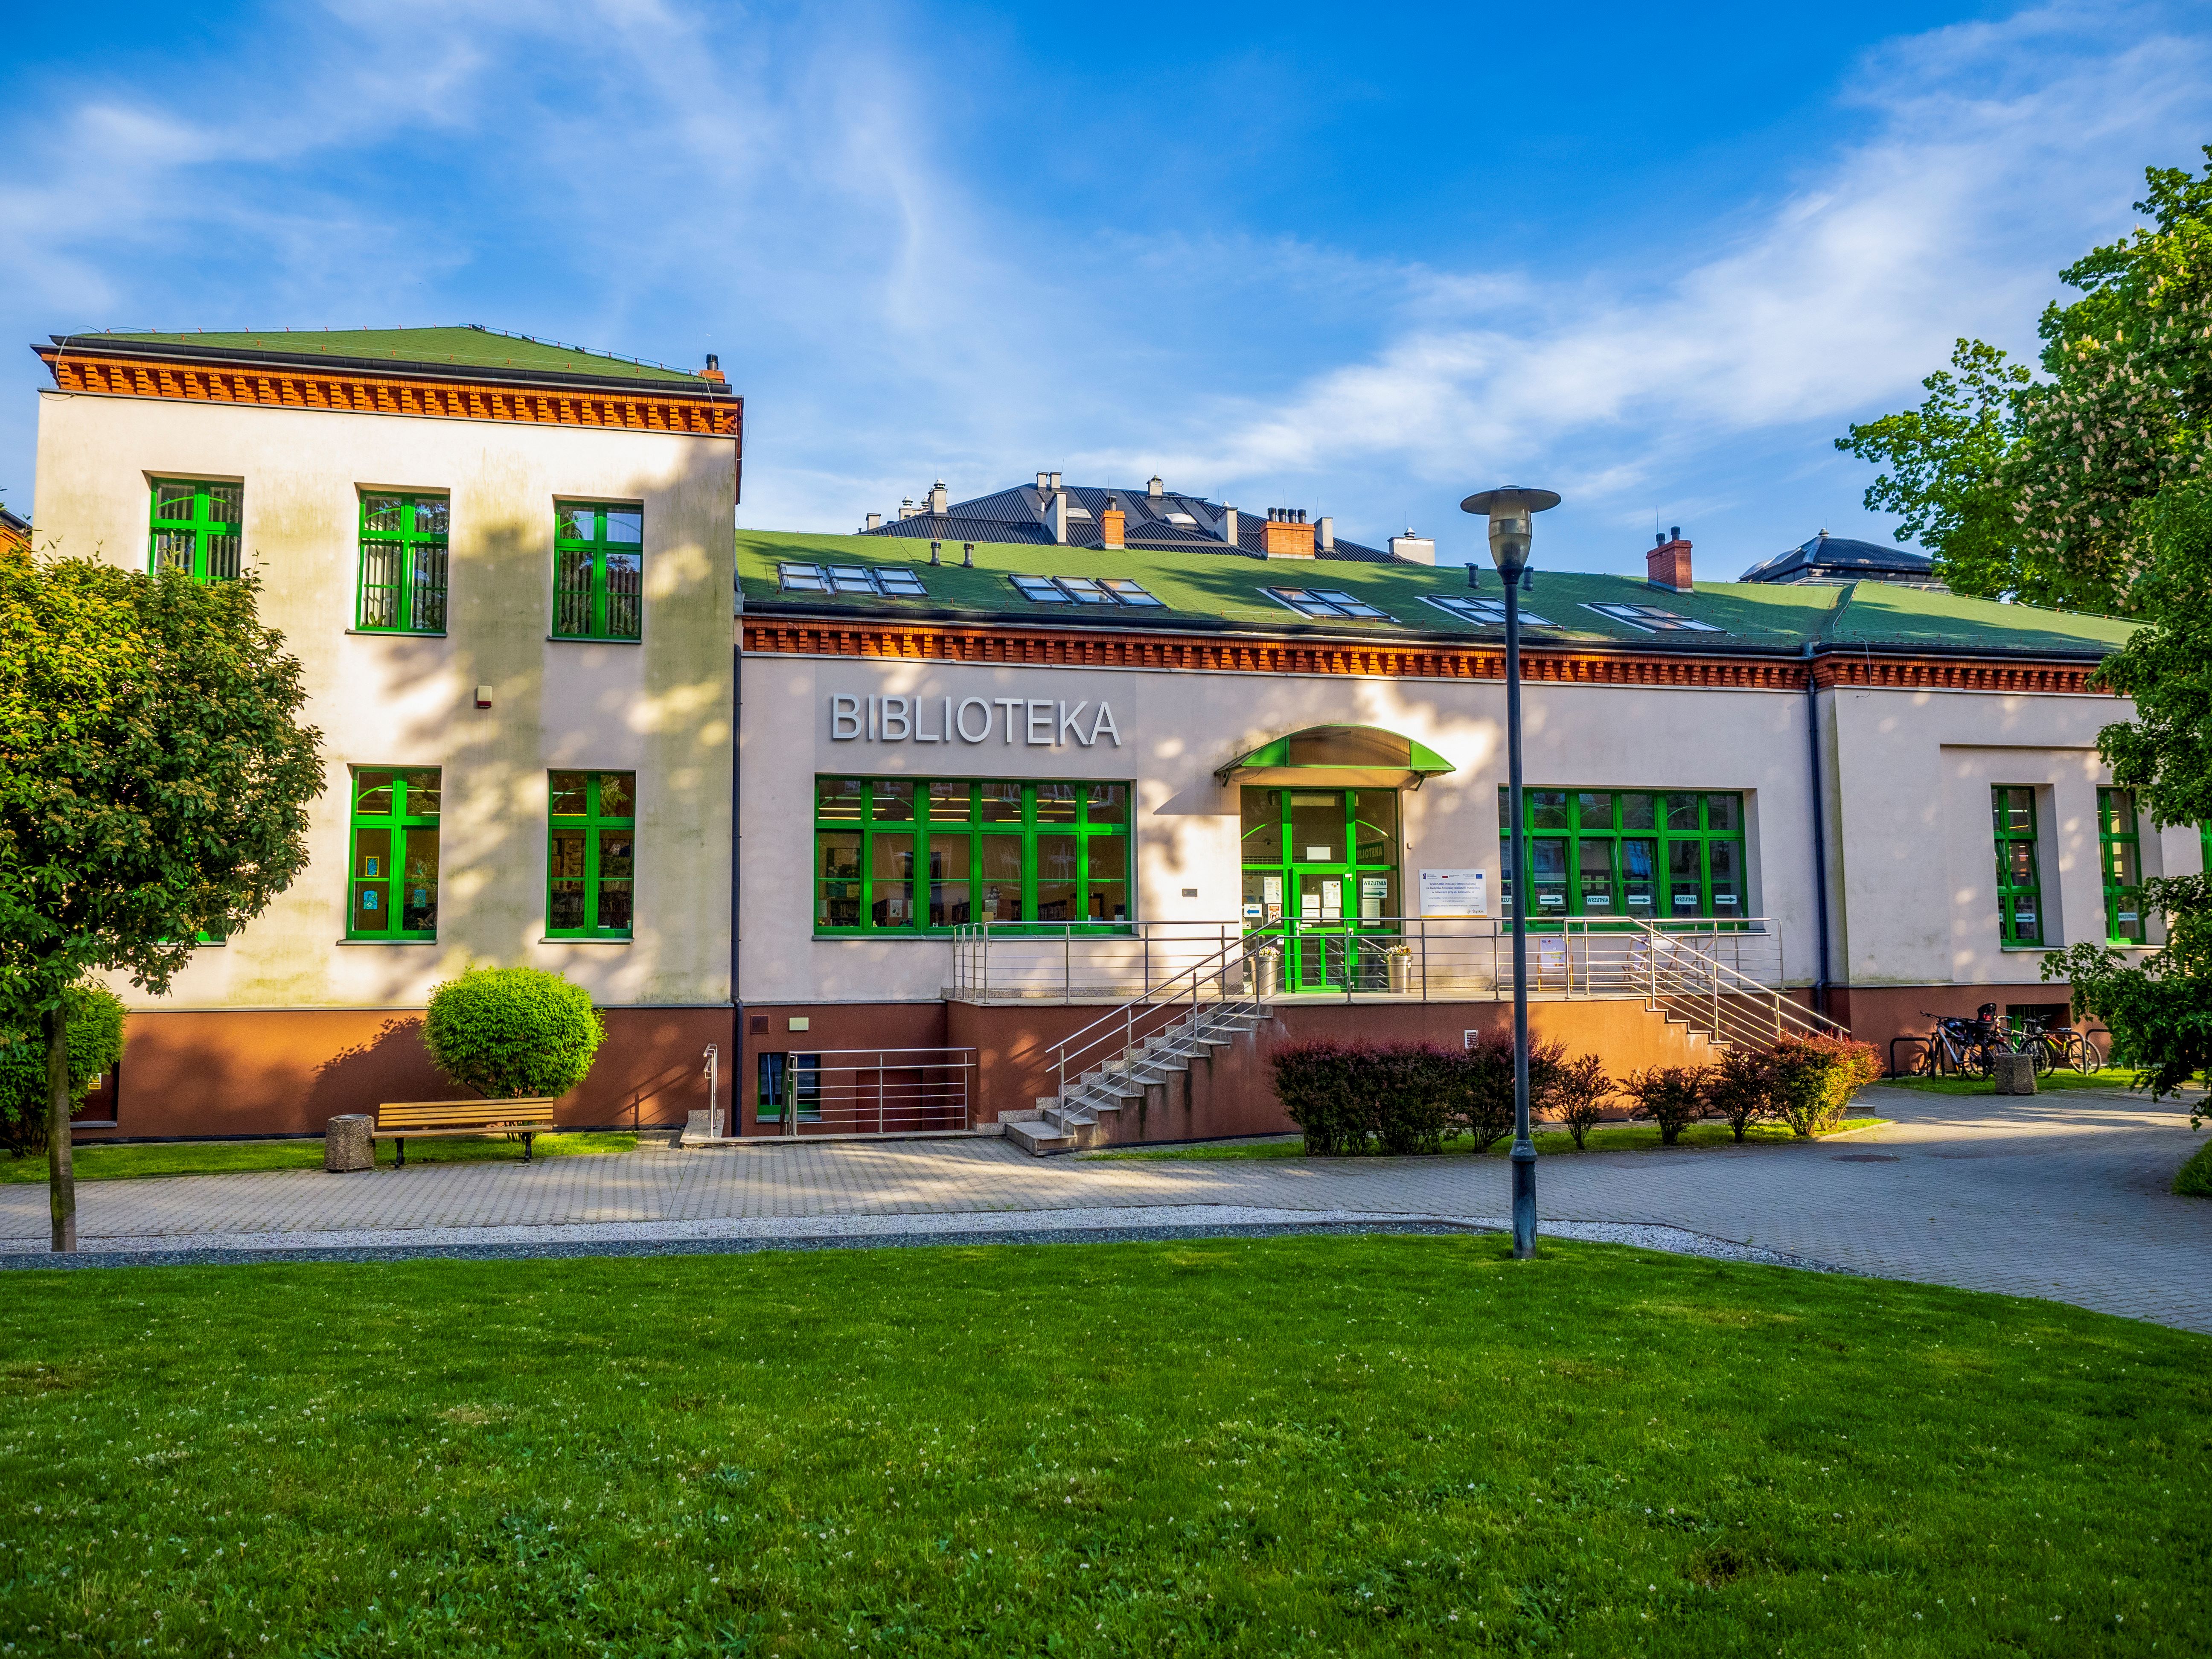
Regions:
[[4, 1087, 2208, 1333]]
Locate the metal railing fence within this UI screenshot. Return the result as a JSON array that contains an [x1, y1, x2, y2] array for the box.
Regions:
[[760, 1047, 976, 1136]]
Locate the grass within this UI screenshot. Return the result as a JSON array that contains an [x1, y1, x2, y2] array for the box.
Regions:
[[1091, 1118, 1888, 1162], [0, 1132, 637, 1184], [1878, 1067, 2165, 1097], [2177, 1136, 2212, 1197], [1, 1237, 2205, 1656]]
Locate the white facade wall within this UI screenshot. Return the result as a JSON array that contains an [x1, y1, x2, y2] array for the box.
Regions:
[[33, 389, 735, 1010]]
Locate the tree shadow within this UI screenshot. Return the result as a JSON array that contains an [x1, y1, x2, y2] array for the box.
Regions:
[[307, 1016, 458, 1120]]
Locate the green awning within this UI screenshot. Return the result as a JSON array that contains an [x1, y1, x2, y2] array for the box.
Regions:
[[1214, 725, 1455, 789]]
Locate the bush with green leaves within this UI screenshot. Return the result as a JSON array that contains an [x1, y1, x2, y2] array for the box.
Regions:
[[422, 968, 605, 1101], [1545, 1052, 1612, 1150], [1621, 1064, 1708, 1145], [1767, 1035, 1882, 1137], [0, 983, 124, 1158], [1370, 1044, 1454, 1156], [2176, 1138, 2212, 1198]]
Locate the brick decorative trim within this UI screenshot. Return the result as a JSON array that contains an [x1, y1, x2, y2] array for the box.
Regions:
[[740, 617, 1809, 688], [36, 348, 741, 439], [1810, 655, 2106, 694]]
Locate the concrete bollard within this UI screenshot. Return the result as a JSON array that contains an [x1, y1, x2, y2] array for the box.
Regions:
[[324, 1114, 375, 1171], [1993, 1054, 2037, 1095]]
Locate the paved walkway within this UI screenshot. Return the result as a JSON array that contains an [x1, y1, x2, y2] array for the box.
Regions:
[[5, 1088, 2208, 1333]]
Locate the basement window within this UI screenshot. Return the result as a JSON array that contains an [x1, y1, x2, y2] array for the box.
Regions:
[[1422, 594, 1556, 628], [1583, 602, 1723, 633], [1262, 587, 1389, 620]]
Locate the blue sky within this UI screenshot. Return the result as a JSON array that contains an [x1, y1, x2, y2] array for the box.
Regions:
[[5, 0, 2209, 576]]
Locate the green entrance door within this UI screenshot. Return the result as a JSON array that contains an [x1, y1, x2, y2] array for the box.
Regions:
[[1240, 787, 1400, 990]]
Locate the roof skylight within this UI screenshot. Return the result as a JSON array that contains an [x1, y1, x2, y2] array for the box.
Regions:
[[1583, 602, 1723, 634], [778, 562, 926, 597], [1262, 587, 1389, 620], [1422, 595, 1556, 628], [1010, 575, 1163, 607]]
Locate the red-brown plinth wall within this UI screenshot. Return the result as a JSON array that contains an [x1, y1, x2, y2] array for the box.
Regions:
[[1826, 983, 2079, 1074], [81, 1006, 736, 1141]]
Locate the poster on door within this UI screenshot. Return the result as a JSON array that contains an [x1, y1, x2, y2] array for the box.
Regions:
[[1418, 869, 1487, 916], [1320, 879, 1342, 921]]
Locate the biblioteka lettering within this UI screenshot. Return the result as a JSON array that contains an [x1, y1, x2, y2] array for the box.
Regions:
[[828, 693, 1124, 747]]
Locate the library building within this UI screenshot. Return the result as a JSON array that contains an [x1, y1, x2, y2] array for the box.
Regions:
[[20, 329, 2189, 1149]]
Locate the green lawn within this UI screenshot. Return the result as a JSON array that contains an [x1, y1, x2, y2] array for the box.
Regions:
[[1879, 1067, 2168, 1097], [3, 1237, 2204, 1656], [0, 1132, 636, 1184], [1091, 1118, 1888, 1162]]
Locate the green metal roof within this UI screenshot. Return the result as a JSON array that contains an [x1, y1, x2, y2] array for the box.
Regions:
[[59, 326, 713, 389], [736, 530, 2134, 660]]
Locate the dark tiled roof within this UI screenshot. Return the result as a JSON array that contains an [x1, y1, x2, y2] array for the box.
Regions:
[[860, 480, 1396, 561], [1740, 532, 1936, 584]]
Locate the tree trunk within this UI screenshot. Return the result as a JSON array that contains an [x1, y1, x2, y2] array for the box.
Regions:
[[46, 1002, 76, 1253]]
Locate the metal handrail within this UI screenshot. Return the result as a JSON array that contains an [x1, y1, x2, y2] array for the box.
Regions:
[[1044, 934, 1257, 1104], [761, 1046, 977, 1135]]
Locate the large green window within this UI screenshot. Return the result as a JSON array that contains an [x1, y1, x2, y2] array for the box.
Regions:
[[148, 479, 242, 582], [549, 771, 635, 938], [553, 502, 643, 640], [2098, 787, 2145, 943], [348, 768, 440, 940], [815, 777, 1131, 934], [1993, 786, 2043, 946], [1499, 789, 1746, 922], [357, 493, 449, 633]]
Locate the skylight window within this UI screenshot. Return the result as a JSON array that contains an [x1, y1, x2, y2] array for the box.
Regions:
[[1263, 587, 1390, 620], [779, 562, 926, 597], [1421, 594, 1556, 628], [1583, 602, 1723, 633], [1010, 575, 1164, 606]]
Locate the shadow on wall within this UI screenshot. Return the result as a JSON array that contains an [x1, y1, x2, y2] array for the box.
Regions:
[[307, 1016, 457, 1121]]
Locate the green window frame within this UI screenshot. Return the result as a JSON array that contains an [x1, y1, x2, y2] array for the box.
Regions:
[[357, 493, 449, 633], [553, 502, 643, 640], [2098, 787, 2145, 943], [549, 771, 636, 938], [814, 777, 1132, 935], [1499, 788, 1746, 923], [347, 768, 441, 940], [148, 478, 242, 582], [1992, 786, 2044, 946]]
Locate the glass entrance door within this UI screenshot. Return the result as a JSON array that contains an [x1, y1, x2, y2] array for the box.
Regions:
[[1240, 787, 1400, 990]]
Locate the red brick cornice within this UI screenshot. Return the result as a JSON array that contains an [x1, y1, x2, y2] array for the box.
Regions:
[[1810, 655, 2106, 694], [740, 617, 1807, 688], [36, 347, 741, 439]]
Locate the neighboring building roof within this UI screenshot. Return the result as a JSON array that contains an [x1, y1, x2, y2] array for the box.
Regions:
[[860, 481, 1398, 562], [737, 529, 2135, 663], [0, 505, 29, 556], [1740, 531, 1939, 586], [41, 326, 727, 396]]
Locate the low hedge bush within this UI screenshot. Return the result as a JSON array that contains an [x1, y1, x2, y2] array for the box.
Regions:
[[1270, 1039, 1371, 1155], [2176, 1138, 2212, 1198], [1768, 1034, 1882, 1137], [1621, 1064, 1708, 1144], [0, 984, 126, 1158], [1547, 1052, 1613, 1149], [1456, 1030, 1566, 1152], [1705, 1044, 1773, 1142], [423, 968, 605, 1101]]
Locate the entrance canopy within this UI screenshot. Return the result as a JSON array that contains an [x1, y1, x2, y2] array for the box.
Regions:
[[1214, 724, 1455, 790]]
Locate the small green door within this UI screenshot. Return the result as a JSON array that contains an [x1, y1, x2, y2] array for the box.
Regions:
[[1240, 787, 1400, 990]]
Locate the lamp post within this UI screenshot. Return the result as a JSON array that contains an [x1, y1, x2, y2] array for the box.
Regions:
[[1460, 485, 1561, 1260]]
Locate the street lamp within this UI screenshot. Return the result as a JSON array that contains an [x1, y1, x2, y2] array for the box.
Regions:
[[1460, 485, 1561, 1260]]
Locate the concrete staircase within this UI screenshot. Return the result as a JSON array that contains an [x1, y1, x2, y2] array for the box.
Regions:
[[1003, 998, 1269, 1154]]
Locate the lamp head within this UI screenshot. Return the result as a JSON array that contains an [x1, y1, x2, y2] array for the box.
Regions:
[[1459, 486, 1561, 579]]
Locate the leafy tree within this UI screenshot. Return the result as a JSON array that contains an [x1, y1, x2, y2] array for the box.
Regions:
[[0, 554, 323, 1249], [0, 981, 124, 1157], [2043, 477, 2212, 1115], [1837, 147, 2212, 612]]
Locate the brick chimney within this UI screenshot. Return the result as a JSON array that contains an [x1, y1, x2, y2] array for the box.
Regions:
[[1647, 526, 1692, 593], [701, 352, 725, 383], [1263, 506, 1316, 559], [1101, 496, 1126, 549]]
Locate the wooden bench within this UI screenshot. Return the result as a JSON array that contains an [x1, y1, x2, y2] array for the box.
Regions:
[[372, 1099, 559, 1167]]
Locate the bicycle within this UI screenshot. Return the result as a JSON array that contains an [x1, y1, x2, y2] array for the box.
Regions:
[[1918, 1005, 2013, 1078], [2009, 1016, 2104, 1076]]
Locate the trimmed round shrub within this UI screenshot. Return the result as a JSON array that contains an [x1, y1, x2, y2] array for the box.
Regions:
[[423, 968, 605, 1100], [0, 983, 126, 1158]]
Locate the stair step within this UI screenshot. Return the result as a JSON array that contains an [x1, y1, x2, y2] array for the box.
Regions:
[[1004, 1118, 1071, 1155]]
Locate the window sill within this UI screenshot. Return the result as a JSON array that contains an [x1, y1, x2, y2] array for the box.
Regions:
[[338, 937, 440, 945], [541, 936, 634, 944], [345, 629, 448, 639], [547, 635, 643, 646]]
